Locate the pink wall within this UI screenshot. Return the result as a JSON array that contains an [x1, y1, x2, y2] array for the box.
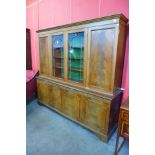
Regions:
[[26, 0, 129, 102]]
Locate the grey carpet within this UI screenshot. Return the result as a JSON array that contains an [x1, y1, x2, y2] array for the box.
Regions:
[[26, 99, 129, 155]]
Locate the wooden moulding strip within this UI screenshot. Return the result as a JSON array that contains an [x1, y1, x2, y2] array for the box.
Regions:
[[36, 14, 128, 33], [37, 76, 123, 101]]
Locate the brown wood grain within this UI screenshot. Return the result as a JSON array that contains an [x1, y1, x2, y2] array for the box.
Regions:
[[48, 85, 62, 110], [88, 27, 115, 93], [61, 89, 79, 120], [37, 80, 49, 104], [81, 96, 109, 132], [39, 36, 49, 76]]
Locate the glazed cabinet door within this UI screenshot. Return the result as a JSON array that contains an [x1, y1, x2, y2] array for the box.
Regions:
[[79, 95, 110, 132], [37, 80, 50, 104], [88, 25, 117, 94], [67, 29, 87, 85], [39, 36, 49, 76], [61, 88, 79, 120], [51, 33, 65, 80]]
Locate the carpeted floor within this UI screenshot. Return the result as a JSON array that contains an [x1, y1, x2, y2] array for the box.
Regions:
[[26, 99, 129, 155]]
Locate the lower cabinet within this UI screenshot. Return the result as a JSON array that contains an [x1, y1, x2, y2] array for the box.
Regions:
[[37, 79, 122, 142]]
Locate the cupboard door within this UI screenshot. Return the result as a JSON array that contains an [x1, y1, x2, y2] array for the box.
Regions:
[[61, 89, 79, 120], [51, 34, 64, 79], [49, 84, 62, 110], [37, 80, 49, 104], [88, 26, 116, 93], [39, 37, 49, 76], [67, 31, 85, 83], [80, 95, 109, 132]]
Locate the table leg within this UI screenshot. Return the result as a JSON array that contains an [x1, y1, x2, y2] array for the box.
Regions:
[[115, 131, 120, 155]]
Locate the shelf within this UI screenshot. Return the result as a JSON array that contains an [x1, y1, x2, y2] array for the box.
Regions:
[[55, 66, 64, 69], [53, 46, 63, 49], [69, 68, 83, 72], [55, 66, 82, 71], [69, 46, 84, 48], [53, 57, 64, 59], [68, 57, 83, 60]]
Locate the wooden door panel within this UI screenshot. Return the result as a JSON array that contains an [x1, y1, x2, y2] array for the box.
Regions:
[[80, 96, 109, 132], [49, 85, 62, 110], [61, 89, 79, 120], [78, 94, 87, 121], [39, 37, 49, 76], [88, 27, 115, 93], [37, 80, 49, 104]]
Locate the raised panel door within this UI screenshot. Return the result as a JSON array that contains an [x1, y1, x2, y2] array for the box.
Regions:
[[61, 89, 79, 120], [88, 26, 116, 93], [48, 84, 62, 110], [37, 80, 49, 104], [80, 95, 110, 132], [39, 37, 49, 76]]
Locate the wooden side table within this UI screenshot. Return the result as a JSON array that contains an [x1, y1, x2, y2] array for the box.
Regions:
[[115, 98, 129, 154]]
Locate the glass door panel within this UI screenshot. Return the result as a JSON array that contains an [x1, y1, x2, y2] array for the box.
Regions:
[[68, 32, 84, 83], [52, 34, 64, 78]]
